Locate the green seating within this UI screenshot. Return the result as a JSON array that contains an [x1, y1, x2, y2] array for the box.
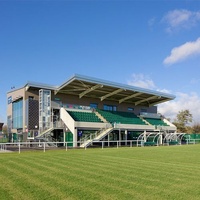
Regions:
[[97, 110, 146, 125], [67, 111, 103, 122], [144, 118, 168, 126]]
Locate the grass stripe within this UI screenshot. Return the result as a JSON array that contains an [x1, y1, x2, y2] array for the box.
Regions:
[[1, 145, 200, 199]]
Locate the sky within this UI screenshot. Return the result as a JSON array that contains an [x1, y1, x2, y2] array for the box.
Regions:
[[1, 0, 200, 124]]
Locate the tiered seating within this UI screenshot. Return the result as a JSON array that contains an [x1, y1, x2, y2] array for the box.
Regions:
[[97, 110, 146, 125], [144, 118, 168, 126], [67, 111, 103, 122]]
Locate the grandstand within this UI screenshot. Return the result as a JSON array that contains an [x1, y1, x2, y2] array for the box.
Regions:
[[7, 74, 176, 147]]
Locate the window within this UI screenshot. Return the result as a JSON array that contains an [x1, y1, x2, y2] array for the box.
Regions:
[[128, 107, 134, 111], [12, 99, 23, 129], [141, 108, 147, 112], [90, 103, 98, 109], [39, 89, 51, 129], [103, 105, 117, 111]]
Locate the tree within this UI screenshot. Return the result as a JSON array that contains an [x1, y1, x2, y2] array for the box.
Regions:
[[2, 125, 8, 135], [173, 110, 193, 133], [192, 123, 200, 134]]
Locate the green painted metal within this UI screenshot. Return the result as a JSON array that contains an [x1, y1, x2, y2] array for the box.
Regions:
[[65, 132, 73, 146], [13, 133, 17, 141]]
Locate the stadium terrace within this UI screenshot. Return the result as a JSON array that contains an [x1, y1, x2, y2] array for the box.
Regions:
[[7, 74, 177, 148]]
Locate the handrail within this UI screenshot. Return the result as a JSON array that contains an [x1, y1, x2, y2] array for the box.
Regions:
[[79, 126, 114, 148]]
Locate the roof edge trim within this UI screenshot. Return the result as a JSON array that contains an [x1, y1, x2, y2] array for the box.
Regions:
[[57, 73, 176, 100]]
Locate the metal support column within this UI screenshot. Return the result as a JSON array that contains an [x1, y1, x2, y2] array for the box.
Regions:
[[108, 133, 110, 147], [73, 128, 77, 147], [125, 130, 127, 146], [119, 129, 121, 146], [63, 131, 66, 146]]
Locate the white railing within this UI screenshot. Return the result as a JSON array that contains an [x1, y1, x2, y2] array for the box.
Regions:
[[0, 144, 7, 152], [1, 138, 200, 154], [0, 140, 142, 154]]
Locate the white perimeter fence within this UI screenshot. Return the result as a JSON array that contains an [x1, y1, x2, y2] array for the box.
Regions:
[[0, 138, 199, 154]]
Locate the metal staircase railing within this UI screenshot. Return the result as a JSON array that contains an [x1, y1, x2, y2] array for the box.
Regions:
[[80, 126, 114, 148], [36, 137, 57, 147], [36, 127, 54, 138], [36, 120, 64, 147]]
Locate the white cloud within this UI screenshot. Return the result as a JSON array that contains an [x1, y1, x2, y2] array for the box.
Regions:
[[163, 37, 200, 65], [162, 9, 200, 33], [127, 74, 200, 124], [127, 73, 156, 89], [156, 88, 172, 94], [158, 92, 200, 124], [127, 73, 172, 94], [148, 17, 156, 28], [190, 78, 200, 85]]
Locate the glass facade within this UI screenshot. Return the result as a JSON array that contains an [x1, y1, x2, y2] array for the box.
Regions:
[[12, 99, 23, 129], [39, 89, 51, 130]]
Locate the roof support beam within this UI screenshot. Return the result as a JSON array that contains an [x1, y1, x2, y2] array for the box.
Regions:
[[25, 86, 30, 91], [100, 88, 124, 101], [79, 84, 103, 98], [135, 95, 158, 106], [119, 92, 142, 104], [148, 98, 169, 107]]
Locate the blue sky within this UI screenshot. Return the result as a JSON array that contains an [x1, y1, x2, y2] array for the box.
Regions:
[[1, 0, 200, 124]]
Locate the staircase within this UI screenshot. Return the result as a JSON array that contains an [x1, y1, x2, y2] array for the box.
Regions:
[[94, 111, 107, 123], [35, 127, 58, 147], [80, 127, 114, 148], [36, 127, 54, 138], [35, 137, 57, 147]]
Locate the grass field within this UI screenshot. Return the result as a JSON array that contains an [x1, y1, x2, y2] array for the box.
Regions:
[[1, 145, 200, 200]]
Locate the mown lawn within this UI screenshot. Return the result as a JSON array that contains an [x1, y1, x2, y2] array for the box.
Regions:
[[1, 145, 200, 200]]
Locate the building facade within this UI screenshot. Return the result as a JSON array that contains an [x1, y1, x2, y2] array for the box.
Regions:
[[7, 74, 176, 147]]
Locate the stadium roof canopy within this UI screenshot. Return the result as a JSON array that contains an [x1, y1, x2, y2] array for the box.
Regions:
[[55, 74, 175, 107], [9, 74, 175, 107]]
